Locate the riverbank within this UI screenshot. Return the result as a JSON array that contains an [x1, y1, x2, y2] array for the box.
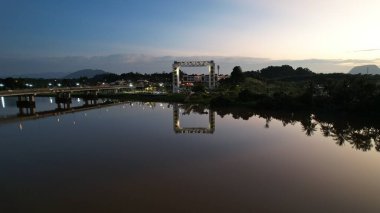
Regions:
[[37, 90, 380, 114]]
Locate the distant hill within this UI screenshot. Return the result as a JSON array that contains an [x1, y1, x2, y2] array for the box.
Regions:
[[349, 65, 380, 75], [64, 69, 109, 79], [0, 72, 67, 79]]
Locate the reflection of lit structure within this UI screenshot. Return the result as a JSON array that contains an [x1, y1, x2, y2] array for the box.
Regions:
[[1, 96, 5, 108], [173, 104, 215, 134]]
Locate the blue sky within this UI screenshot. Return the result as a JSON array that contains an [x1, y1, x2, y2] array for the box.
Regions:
[[0, 0, 379, 75], [1, 0, 244, 56]]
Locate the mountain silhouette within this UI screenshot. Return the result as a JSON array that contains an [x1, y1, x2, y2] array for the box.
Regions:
[[349, 65, 380, 75], [64, 69, 109, 79]]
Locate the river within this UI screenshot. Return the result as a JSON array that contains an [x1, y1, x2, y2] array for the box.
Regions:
[[0, 97, 380, 212]]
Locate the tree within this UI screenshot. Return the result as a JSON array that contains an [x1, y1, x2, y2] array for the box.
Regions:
[[192, 83, 205, 93], [230, 66, 245, 84]]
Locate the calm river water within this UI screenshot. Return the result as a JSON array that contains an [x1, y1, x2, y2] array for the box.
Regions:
[[0, 97, 380, 212]]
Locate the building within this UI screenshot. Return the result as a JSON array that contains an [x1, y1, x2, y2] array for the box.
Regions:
[[181, 74, 229, 86]]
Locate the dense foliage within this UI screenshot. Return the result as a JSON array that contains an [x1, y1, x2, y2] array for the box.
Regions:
[[214, 65, 380, 113], [2, 64, 380, 113]]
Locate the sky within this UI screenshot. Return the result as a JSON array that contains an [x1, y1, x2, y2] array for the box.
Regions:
[[0, 0, 379, 75]]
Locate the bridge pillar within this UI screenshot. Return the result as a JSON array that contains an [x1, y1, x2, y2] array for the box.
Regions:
[[55, 92, 72, 110], [172, 64, 180, 93], [173, 104, 180, 132], [16, 95, 36, 115], [83, 91, 98, 106]]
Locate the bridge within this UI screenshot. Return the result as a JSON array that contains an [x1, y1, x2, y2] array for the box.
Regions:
[[0, 86, 130, 97], [0, 101, 121, 126], [0, 86, 131, 115]]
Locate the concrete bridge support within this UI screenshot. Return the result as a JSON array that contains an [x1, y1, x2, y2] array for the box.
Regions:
[[55, 92, 72, 110], [16, 95, 36, 115], [83, 91, 98, 106]]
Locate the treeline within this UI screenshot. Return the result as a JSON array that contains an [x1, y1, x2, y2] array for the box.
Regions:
[[245, 65, 315, 81], [213, 65, 380, 112], [90, 72, 172, 84], [0, 72, 172, 89]]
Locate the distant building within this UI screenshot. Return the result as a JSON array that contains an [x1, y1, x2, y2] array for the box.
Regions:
[[110, 80, 127, 86], [181, 74, 229, 86], [136, 80, 150, 90]]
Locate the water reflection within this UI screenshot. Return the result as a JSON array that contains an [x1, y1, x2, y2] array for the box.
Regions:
[[1, 96, 5, 108], [0, 96, 116, 117], [1, 101, 380, 212], [214, 107, 380, 152], [0, 98, 120, 127], [1, 98, 380, 152], [173, 104, 215, 134]]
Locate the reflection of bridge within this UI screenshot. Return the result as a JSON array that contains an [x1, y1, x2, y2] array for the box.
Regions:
[[0, 86, 130, 115], [0, 101, 120, 126], [173, 104, 215, 134]]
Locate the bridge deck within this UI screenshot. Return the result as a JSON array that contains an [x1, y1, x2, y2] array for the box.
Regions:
[[0, 86, 130, 97], [0, 101, 123, 126]]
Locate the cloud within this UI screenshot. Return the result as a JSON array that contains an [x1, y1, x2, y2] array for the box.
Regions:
[[355, 49, 380, 52], [0, 54, 379, 77]]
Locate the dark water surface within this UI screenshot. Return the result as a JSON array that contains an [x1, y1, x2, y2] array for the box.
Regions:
[[1, 97, 380, 212]]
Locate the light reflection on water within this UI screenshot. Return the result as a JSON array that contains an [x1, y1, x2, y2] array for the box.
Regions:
[[0, 98, 380, 212], [1, 96, 5, 108]]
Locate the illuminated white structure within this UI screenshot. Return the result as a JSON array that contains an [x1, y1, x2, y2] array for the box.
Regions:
[[172, 60, 216, 93]]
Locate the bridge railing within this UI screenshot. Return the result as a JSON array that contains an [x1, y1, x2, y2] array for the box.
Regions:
[[0, 85, 131, 97]]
